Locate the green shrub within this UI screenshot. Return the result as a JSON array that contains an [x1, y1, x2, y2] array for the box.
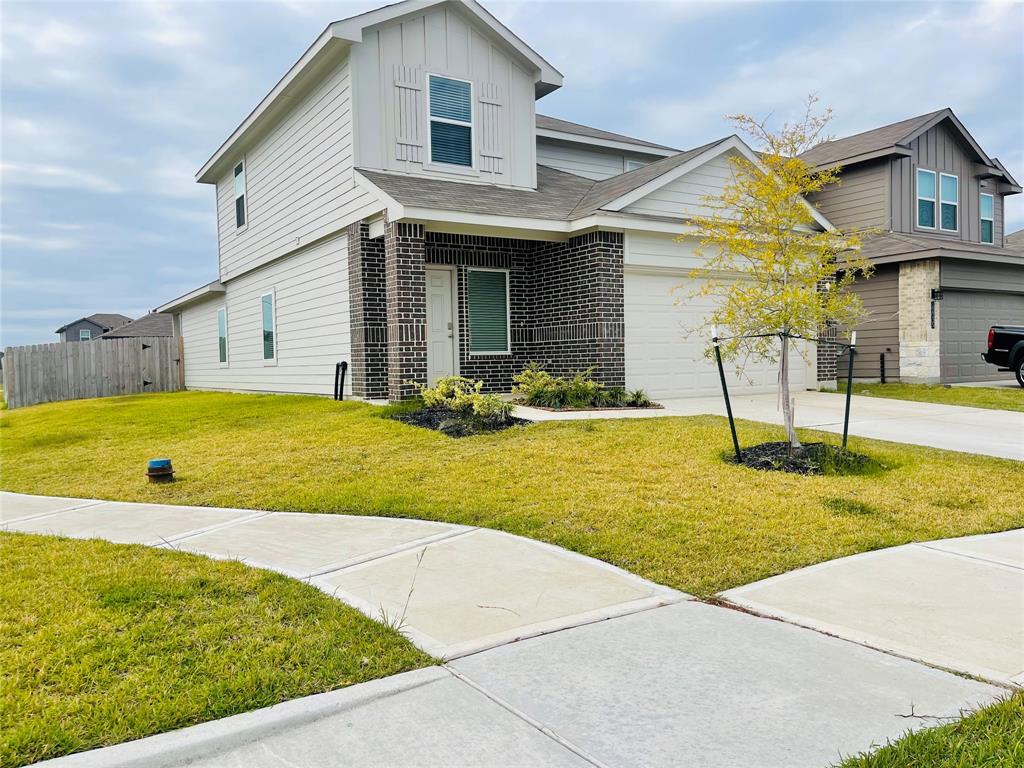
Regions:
[[413, 376, 512, 428], [512, 364, 653, 410], [627, 388, 651, 407]]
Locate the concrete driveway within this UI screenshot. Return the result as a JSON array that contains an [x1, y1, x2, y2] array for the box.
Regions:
[[518, 390, 1024, 460]]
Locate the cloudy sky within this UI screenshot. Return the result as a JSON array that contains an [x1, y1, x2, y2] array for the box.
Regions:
[[2, 0, 1022, 347]]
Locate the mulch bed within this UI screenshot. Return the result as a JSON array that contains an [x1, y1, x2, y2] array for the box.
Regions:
[[728, 441, 873, 476], [390, 406, 530, 438]]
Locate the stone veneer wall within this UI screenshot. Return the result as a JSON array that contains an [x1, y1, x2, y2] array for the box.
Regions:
[[347, 222, 388, 399], [898, 258, 941, 382]]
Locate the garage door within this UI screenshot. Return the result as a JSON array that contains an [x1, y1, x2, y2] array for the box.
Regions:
[[624, 270, 812, 398], [940, 290, 1024, 382]]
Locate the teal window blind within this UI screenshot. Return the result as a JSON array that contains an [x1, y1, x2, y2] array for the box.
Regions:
[[940, 174, 958, 231], [916, 169, 935, 228], [261, 293, 275, 360], [429, 75, 472, 167], [217, 308, 228, 364], [980, 193, 994, 244], [467, 270, 509, 353]]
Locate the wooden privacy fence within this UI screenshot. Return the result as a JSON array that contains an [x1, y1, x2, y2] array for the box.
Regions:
[[2, 336, 184, 410]]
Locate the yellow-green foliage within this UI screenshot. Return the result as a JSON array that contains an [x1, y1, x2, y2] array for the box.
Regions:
[[414, 375, 512, 423], [2, 391, 1021, 598], [0, 532, 431, 767]]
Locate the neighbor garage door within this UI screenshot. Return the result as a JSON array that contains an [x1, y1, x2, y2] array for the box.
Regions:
[[940, 290, 1024, 382], [624, 269, 812, 398]]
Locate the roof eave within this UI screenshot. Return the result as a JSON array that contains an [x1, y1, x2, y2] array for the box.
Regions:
[[536, 128, 678, 157], [156, 281, 227, 313]]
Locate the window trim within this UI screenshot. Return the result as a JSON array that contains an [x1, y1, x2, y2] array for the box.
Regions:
[[980, 192, 994, 244], [425, 73, 475, 171], [939, 172, 959, 233], [260, 289, 277, 366], [916, 167, 936, 230], [217, 306, 229, 367], [79, 329, 92, 341], [466, 267, 511, 356], [233, 158, 247, 232]]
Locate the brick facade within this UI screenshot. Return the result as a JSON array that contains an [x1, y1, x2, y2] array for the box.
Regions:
[[384, 222, 427, 401], [347, 222, 388, 399]]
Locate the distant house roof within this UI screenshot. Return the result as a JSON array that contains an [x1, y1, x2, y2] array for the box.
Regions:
[[1005, 228, 1024, 251], [859, 231, 1024, 266], [100, 313, 174, 338], [55, 313, 132, 334], [536, 114, 679, 154]]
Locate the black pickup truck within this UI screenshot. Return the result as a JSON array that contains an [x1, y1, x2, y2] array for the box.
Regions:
[[983, 325, 1024, 387]]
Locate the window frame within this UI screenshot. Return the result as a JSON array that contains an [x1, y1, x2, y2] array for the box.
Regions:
[[79, 329, 92, 341], [625, 159, 647, 172], [233, 159, 247, 231], [466, 267, 511, 356], [260, 289, 277, 365], [916, 168, 936, 230], [425, 74, 475, 171], [939, 172, 959, 233], [980, 192, 994, 244], [217, 306, 229, 367]]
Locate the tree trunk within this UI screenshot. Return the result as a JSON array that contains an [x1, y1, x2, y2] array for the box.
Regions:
[[779, 334, 801, 451]]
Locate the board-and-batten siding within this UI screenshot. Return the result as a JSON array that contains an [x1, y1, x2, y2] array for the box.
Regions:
[[181, 235, 351, 396], [536, 139, 653, 180], [216, 55, 378, 282], [847, 265, 900, 380], [622, 152, 736, 219], [351, 3, 536, 188], [807, 160, 889, 230], [889, 122, 1004, 246]]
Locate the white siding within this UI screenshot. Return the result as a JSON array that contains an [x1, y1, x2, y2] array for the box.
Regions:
[[180, 234, 351, 396], [216, 54, 378, 282], [536, 138, 653, 180], [625, 231, 705, 271], [352, 3, 537, 188], [623, 151, 738, 218]]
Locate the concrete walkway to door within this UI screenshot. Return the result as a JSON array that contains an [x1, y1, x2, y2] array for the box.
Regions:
[[516, 390, 1024, 460]]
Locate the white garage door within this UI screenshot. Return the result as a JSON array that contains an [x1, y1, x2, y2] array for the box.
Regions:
[[624, 269, 812, 398]]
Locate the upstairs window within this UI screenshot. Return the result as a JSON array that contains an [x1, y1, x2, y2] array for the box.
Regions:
[[916, 168, 936, 229], [233, 161, 247, 228], [428, 75, 473, 167], [217, 307, 228, 365], [79, 329, 91, 341], [467, 269, 509, 354], [261, 291, 276, 362], [939, 173, 958, 231], [980, 193, 994, 244]]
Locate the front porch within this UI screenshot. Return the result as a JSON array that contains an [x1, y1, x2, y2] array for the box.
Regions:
[[348, 221, 626, 402]]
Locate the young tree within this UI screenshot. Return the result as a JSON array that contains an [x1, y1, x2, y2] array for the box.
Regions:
[[686, 98, 873, 450]]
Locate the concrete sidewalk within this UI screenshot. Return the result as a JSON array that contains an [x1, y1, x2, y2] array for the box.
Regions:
[[516, 389, 1024, 460]]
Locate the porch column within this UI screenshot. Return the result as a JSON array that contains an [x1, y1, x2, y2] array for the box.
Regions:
[[347, 222, 388, 399], [384, 221, 427, 401]]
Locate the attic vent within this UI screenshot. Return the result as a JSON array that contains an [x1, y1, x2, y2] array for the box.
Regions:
[[478, 83, 504, 174], [394, 65, 423, 162]]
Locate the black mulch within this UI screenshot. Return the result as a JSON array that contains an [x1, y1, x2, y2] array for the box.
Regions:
[[728, 441, 873, 475], [390, 406, 531, 438]]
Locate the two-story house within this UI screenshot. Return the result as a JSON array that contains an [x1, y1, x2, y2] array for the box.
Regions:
[[803, 110, 1023, 384], [158, 0, 834, 402], [55, 313, 132, 342]]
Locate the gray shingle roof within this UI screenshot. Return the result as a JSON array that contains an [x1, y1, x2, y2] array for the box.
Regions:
[[536, 114, 678, 152], [798, 110, 945, 168], [55, 313, 133, 333], [859, 231, 1024, 262], [100, 313, 174, 338], [1005, 228, 1024, 251]]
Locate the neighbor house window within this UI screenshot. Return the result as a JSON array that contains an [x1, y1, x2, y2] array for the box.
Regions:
[[916, 168, 936, 229], [428, 75, 472, 167], [234, 161, 247, 228], [467, 269, 509, 354], [261, 291, 276, 362], [980, 193, 994, 244], [217, 307, 228, 365], [625, 159, 647, 172], [940, 173, 958, 232], [79, 329, 91, 341]]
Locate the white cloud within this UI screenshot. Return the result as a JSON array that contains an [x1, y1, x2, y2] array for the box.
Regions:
[[1, 162, 121, 193], [0, 232, 81, 251]]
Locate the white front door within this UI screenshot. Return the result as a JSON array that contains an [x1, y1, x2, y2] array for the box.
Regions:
[[425, 268, 456, 385]]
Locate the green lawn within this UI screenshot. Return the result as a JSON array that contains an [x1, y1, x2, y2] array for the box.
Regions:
[[835, 692, 1024, 767], [0, 532, 432, 767], [842, 381, 1023, 412], [2, 391, 1021, 598]]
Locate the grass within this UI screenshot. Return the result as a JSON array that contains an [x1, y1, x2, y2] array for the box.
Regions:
[[835, 692, 1024, 767], [2, 390, 1021, 598], [840, 381, 1023, 412], [0, 532, 432, 767]]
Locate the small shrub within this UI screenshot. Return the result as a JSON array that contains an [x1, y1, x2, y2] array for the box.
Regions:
[[405, 376, 514, 434], [627, 388, 651, 408], [512, 364, 655, 410]]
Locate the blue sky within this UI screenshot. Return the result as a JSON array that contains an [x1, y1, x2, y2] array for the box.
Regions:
[[2, 0, 1022, 347]]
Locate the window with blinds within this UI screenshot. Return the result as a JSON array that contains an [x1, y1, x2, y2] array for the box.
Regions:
[[428, 75, 472, 167], [261, 292, 276, 362], [467, 269, 509, 354], [217, 307, 228, 365], [980, 193, 994, 244], [234, 161, 247, 228]]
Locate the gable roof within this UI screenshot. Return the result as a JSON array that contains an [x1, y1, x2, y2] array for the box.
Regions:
[[55, 313, 132, 334], [536, 114, 678, 155], [197, 0, 561, 184], [1006, 228, 1024, 252], [100, 313, 174, 338]]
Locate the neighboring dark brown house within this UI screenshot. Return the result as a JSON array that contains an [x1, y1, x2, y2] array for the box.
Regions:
[[99, 313, 174, 339], [804, 109, 1023, 383], [55, 313, 132, 342]]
